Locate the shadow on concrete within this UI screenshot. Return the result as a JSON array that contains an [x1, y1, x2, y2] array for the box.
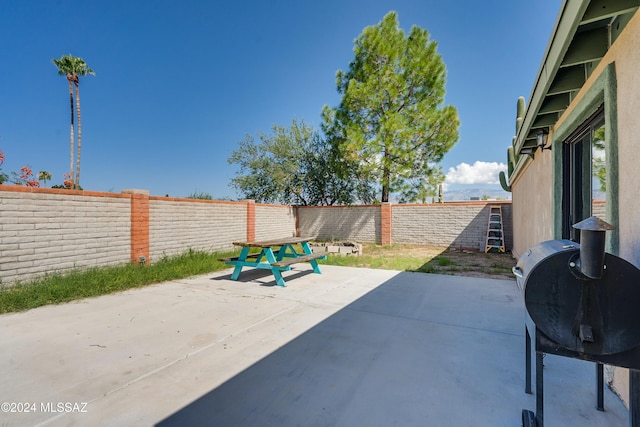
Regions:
[[156, 272, 627, 426], [212, 268, 316, 287]]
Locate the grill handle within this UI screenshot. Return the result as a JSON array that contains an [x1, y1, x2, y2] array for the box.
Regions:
[[512, 266, 523, 279]]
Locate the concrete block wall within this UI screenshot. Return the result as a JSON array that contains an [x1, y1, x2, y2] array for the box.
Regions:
[[392, 202, 513, 251], [255, 204, 296, 240], [592, 201, 606, 221], [0, 184, 513, 285], [296, 206, 380, 242], [0, 186, 131, 285], [149, 198, 247, 261], [297, 202, 513, 251], [0, 187, 301, 285]]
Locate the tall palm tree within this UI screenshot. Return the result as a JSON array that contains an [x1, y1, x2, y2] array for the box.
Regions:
[[52, 55, 94, 188], [52, 56, 76, 184]]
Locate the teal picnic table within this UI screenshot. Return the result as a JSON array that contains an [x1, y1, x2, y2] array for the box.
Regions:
[[221, 237, 327, 287]]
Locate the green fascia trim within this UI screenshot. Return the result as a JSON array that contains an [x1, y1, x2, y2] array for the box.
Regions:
[[514, 0, 590, 156], [552, 62, 619, 254]]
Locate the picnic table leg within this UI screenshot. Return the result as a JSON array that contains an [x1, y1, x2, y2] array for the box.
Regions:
[[263, 247, 288, 287], [272, 269, 287, 287], [275, 245, 286, 261], [230, 247, 250, 280], [302, 241, 322, 274], [277, 244, 297, 260]]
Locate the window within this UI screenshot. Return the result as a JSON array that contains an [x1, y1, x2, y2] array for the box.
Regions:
[[562, 106, 605, 241], [552, 63, 617, 253]]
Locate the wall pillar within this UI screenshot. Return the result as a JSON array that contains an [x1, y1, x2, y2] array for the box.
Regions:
[[123, 189, 150, 264], [381, 202, 392, 245], [294, 206, 300, 237], [246, 199, 256, 242]]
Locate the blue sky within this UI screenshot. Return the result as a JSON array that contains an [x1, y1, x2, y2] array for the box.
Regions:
[[0, 0, 561, 199]]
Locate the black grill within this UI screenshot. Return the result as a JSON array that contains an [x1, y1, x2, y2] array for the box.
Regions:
[[513, 216, 640, 427]]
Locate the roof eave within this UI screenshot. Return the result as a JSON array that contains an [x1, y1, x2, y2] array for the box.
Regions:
[[513, 0, 590, 156]]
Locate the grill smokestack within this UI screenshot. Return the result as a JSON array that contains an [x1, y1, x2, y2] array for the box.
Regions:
[[572, 216, 615, 280]]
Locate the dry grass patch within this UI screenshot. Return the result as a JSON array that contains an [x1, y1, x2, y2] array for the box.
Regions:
[[322, 244, 515, 280]]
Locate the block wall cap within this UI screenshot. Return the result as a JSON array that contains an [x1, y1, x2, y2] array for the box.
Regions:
[[121, 189, 149, 195]]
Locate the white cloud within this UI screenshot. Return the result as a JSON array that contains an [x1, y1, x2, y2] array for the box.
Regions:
[[445, 161, 506, 185]]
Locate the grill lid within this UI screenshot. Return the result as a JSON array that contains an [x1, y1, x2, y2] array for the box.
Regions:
[[516, 239, 640, 356]]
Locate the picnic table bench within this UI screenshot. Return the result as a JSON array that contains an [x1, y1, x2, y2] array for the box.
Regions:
[[219, 237, 326, 287]]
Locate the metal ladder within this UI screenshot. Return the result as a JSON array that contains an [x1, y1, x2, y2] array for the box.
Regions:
[[485, 205, 505, 253]]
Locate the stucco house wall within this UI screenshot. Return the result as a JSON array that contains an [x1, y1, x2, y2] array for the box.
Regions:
[[609, 13, 640, 272], [510, 152, 554, 259], [511, 7, 640, 408], [573, 10, 640, 403]]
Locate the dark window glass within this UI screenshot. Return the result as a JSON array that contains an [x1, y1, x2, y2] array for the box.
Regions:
[[562, 106, 605, 241]]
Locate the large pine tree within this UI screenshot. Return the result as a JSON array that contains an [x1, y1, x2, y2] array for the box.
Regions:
[[323, 11, 459, 202]]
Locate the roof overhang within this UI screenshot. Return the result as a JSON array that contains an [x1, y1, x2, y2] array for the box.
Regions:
[[513, 0, 639, 158]]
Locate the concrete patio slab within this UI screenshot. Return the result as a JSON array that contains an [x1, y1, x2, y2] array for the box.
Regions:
[[0, 265, 629, 426]]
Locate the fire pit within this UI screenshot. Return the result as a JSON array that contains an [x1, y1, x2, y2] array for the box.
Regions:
[[512, 216, 640, 427], [308, 241, 363, 256]]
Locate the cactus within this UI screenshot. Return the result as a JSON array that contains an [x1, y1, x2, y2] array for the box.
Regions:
[[517, 96, 525, 119], [499, 170, 511, 192], [507, 146, 515, 176], [501, 145, 516, 193], [516, 97, 525, 134], [503, 96, 526, 193]]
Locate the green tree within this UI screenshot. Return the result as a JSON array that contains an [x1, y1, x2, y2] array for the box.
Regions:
[[398, 167, 444, 203], [300, 134, 376, 205], [228, 120, 374, 205], [593, 126, 606, 192], [187, 191, 213, 200], [38, 170, 52, 188], [323, 11, 459, 202], [52, 54, 94, 189]]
